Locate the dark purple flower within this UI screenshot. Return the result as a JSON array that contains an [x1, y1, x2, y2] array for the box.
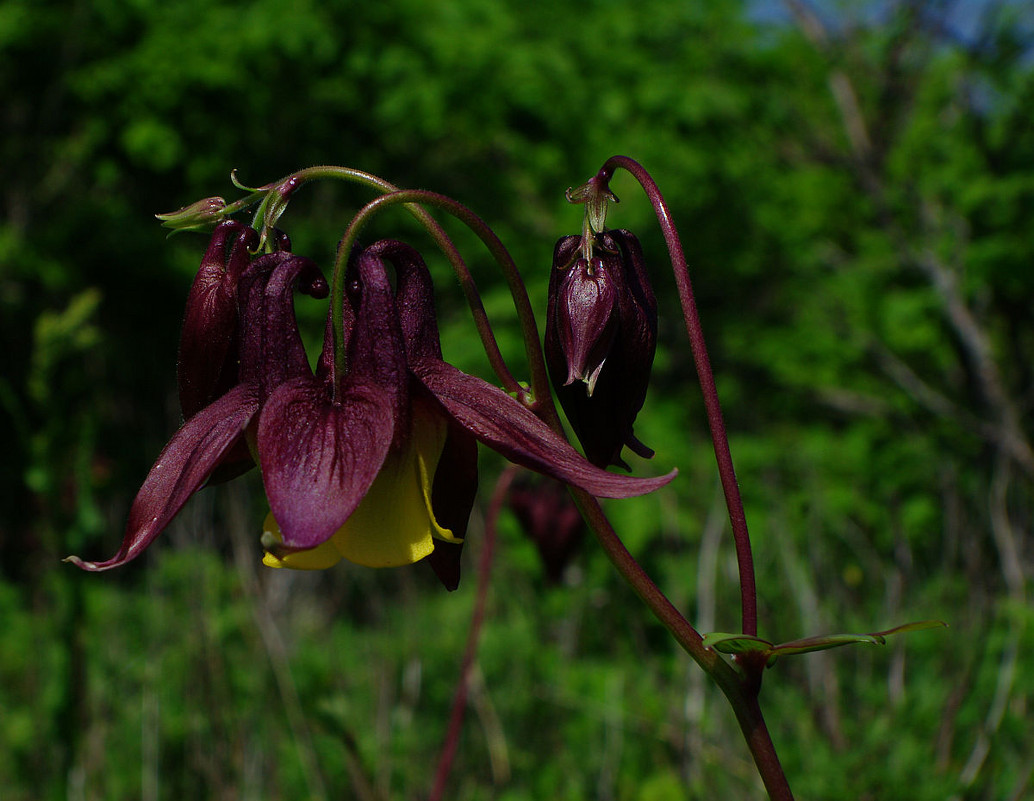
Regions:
[[258, 241, 674, 585], [545, 230, 657, 469], [69, 237, 673, 586]]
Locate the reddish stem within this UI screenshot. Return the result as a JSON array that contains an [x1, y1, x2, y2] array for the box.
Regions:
[[427, 467, 512, 801], [599, 155, 758, 639]]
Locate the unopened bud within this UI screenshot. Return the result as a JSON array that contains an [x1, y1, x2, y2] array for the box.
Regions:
[[545, 230, 657, 469], [156, 196, 227, 233]]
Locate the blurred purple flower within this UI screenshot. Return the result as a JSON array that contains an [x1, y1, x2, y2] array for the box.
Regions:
[[508, 476, 586, 583]]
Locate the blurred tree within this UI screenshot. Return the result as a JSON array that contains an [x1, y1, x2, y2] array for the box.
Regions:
[[0, 0, 1031, 798]]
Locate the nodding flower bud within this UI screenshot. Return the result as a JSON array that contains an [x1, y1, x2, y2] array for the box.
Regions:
[[156, 196, 227, 234], [555, 255, 619, 395], [545, 230, 657, 469]]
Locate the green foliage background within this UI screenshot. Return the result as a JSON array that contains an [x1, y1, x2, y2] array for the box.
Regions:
[[2, 0, 1032, 798]]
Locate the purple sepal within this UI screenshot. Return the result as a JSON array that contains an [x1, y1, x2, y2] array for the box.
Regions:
[[258, 377, 396, 550], [546, 230, 657, 468], [66, 385, 260, 571], [411, 359, 675, 498], [178, 221, 257, 420]]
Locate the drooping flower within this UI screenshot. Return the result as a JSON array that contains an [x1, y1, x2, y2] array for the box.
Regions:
[[545, 230, 657, 469], [68, 235, 673, 586], [65, 238, 327, 571], [259, 241, 675, 587], [508, 475, 586, 584]]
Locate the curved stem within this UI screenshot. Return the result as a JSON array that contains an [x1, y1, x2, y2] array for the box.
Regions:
[[573, 489, 792, 800], [599, 155, 758, 639], [427, 466, 511, 801], [331, 189, 550, 406], [571, 489, 738, 688], [220, 190, 268, 220]]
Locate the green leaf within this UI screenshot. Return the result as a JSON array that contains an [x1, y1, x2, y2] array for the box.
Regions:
[[703, 621, 947, 666], [870, 620, 948, 638], [768, 620, 947, 664], [769, 633, 886, 658], [702, 632, 774, 655]]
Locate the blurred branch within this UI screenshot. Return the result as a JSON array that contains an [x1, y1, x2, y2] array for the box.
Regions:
[[775, 509, 846, 750], [783, 0, 874, 161], [683, 484, 727, 783], [1007, 759, 1034, 801], [466, 664, 511, 786], [872, 344, 1034, 477], [227, 491, 333, 801], [955, 629, 1020, 792], [989, 456, 1027, 600], [787, 8, 1032, 793], [953, 455, 1027, 791]]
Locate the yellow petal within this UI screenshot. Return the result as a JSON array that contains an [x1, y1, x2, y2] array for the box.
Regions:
[[330, 401, 462, 567], [260, 400, 463, 571], [261, 511, 344, 569]]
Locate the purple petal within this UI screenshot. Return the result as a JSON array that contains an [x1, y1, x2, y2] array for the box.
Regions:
[[366, 241, 472, 590], [424, 410, 479, 591], [260, 254, 327, 393], [411, 360, 676, 498], [66, 385, 260, 571], [237, 252, 325, 398], [261, 249, 411, 551], [178, 222, 257, 419], [429, 414, 479, 540], [372, 240, 445, 363], [257, 377, 397, 550], [342, 250, 410, 398], [555, 255, 619, 389]]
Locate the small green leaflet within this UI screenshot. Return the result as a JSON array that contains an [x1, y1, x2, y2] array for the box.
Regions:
[[703, 620, 946, 667]]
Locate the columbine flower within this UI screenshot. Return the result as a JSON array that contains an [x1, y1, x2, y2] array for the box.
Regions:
[[545, 230, 657, 469], [65, 236, 327, 571], [68, 235, 673, 587], [259, 240, 674, 587]]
